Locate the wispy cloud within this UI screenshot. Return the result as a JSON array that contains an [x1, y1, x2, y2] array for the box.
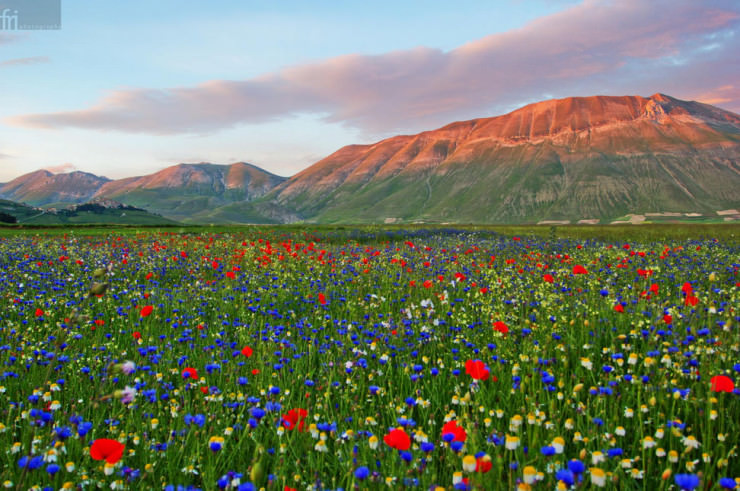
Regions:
[[0, 33, 20, 45], [7, 0, 740, 135], [44, 162, 77, 173], [693, 84, 740, 106], [0, 56, 50, 68]]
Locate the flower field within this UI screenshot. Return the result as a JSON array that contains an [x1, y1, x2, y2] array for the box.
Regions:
[[0, 227, 738, 490]]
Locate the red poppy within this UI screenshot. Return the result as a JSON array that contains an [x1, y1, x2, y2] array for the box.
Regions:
[[226, 271, 235, 279], [685, 295, 699, 307], [465, 359, 490, 381], [663, 314, 673, 324], [140, 305, 153, 317], [681, 282, 693, 295], [200, 386, 209, 394], [613, 304, 624, 313], [318, 293, 327, 305], [572, 265, 588, 275], [423, 280, 433, 288], [441, 420, 467, 442], [710, 375, 735, 393], [241, 346, 253, 357], [383, 428, 411, 450], [543, 274, 554, 283], [493, 321, 509, 334], [212, 261, 219, 269], [35, 308, 44, 317], [132, 331, 141, 340], [182, 367, 198, 379], [90, 439, 125, 464], [476, 455, 493, 473], [281, 408, 308, 431]]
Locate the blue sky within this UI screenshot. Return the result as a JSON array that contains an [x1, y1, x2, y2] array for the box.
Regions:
[[1, 0, 738, 181]]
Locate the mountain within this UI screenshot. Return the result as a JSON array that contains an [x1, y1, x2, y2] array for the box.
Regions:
[[4, 94, 739, 224], [0, 162, 287, 223], [91, 162, 286, 221], [0, 170, 110, 207], [260, 93, 740, 224]]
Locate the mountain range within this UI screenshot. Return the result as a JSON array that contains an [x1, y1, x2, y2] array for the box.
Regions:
[[0, 162, 286, 222], [2, 93, 739, 224]]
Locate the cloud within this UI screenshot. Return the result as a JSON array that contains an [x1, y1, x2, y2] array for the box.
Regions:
[[0, 33, 20, 45], [693, 84, 740, 106], [7, 0, 740, 135], [44, 162, 77, 173], [0, 56, 50, 67], [0, 152, 11, 159]]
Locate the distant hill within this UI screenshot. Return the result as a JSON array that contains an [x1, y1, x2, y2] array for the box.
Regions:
[[0, 170, 109, 206], [92, 162, 286, 221], [0, 198, 179, 226], [0, 162, 286, 223]]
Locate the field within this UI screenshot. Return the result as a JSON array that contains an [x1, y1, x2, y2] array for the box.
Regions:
[[0, 225, 738, 490]]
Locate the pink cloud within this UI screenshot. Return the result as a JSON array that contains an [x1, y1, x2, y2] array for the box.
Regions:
[[44, 162, 77, 173], [0, 33, 19, 45], [7, 0, 739, 136], [692, 85, 740, 106], [0, 56, 50, 68]]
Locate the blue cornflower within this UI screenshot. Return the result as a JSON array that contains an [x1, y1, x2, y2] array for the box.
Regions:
[[675, 474, 700, 490], [568, 459, 585, 475], [555, 469, 575, 486], [719, 477, 737, 489]]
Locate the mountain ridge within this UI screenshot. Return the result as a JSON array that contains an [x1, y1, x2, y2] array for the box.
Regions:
[[3, 93, 739, 224], [263, 93, 740, 223], [0, 162, 287, 221]]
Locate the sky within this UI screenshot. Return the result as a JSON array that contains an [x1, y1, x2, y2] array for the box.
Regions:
[[0, 0, 738, 182]]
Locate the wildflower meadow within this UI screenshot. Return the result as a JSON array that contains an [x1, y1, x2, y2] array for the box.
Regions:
[[0, 226, 738, 490]]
